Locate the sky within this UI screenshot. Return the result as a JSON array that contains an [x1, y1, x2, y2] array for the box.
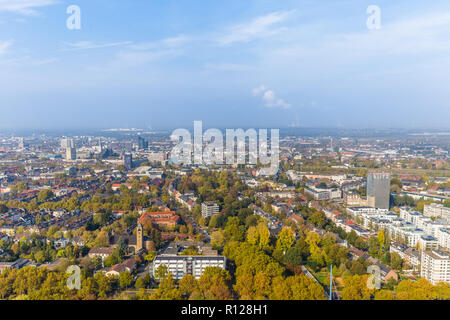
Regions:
[[0, 0, 450, 130]]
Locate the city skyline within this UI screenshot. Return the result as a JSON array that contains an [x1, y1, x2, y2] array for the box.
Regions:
[[1, 0, 450, 130]]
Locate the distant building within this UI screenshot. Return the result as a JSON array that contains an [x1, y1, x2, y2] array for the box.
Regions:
[[417, 235, 439, 251], [424, 203, 450, 221], [343, 191, 368, 207], [0, 259, 31, 272], [66, 147, 76, 160], [138, 211, 180, 229], [421, 250, 450, 284], [61, 138, 74, 149], [138, 136, 148, 150], [201, 202, 220, 218], [367, 172, 390, 209], [305, 185, 341, 201], [124, 153, 133, 170], [88, 247, 115, 261]]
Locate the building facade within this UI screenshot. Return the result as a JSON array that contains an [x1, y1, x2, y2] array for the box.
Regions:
[[420, 250, 450, 285], [367, 172, 390, 209], [201, 202, 220, 218]]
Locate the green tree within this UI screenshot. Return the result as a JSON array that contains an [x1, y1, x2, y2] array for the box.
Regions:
[[119, 271, 134, 289]]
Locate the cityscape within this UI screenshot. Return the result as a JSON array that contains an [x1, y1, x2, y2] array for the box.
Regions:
[[0, 0, 449, 307], [0, 129, 449, 301]]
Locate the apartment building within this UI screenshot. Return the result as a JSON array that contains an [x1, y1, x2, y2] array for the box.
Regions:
[[305, 185, 341, 201], [424, 203, 450, 221], [201, 201, 220, 218], [421, 250, 450, 285], [152, 243, 226, 280], [436, 227, 450, 251]]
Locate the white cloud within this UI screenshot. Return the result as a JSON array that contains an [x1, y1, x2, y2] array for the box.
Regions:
[[129, 35, 190, 51], [204, 63, 252, 71], [217, 11, 293, 45], [61, 41, 132, 51], [0, 40, 13, 55], [0, 0, 58, 15], [253, 85, 291, 109]]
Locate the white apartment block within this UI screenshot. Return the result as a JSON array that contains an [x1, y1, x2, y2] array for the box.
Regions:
[[418, 235, 439, 251], [346, 206, 388, 217], [386, 223, 425, 247], [305, 185, 341, 201], [400, 207, 422, 225], [201, 201, 220, 218], [423, 203, 450, 222], [153, 255, 226, 280], [421, 250, 450, 285], [436, 227, 450, 251]]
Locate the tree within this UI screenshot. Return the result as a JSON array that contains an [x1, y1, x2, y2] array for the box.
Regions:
[[179, 274, 198, 297], [38, 189, 54, 202], [377, 230, 386, 256], [154, 265, 168, 281], [210, 230, 225, 249], [224, 217, 244, 241], [134, 277, 145, 290], [150, 273, 181, 300], [283, 247, 303, 266], [119, 271, 134, 289], [341, 275, 375, 300], [276, 227, 295, 252], [144, 251, 157, 262], [246, 222, 270, 250], [391, 252, 403, 270]]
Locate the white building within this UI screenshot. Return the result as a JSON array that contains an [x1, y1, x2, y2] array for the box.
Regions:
[[347, 207, 388, 217], [153, 254, 226, 280], [305, 185, 341, 201], [417, 235, 439, 251], [420, 250, 450, 285], [424, 203, 450, 221], [436, 227, 450, 251], [201, 201, 220, 218]]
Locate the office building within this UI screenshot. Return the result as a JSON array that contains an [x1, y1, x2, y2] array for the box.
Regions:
[[61, 138, 74, 149], [66, 147, 76, 160], [124, 153, 133, 170], [367, 172, 391, 209], [421, 250, 450, 285], [138, 136, 148, 150]]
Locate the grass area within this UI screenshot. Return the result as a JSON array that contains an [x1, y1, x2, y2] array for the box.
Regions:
[[310, 270, 331, 291]]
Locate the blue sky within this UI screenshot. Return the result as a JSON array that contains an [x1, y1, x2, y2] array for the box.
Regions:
[[1, 0, 450, 130]]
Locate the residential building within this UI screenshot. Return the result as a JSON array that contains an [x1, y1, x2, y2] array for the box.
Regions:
[[152, 243, 226, 280], [305, 185, 341, 201], [424, 203, 450, 221], [201, 201, 220, 218], [88, 247, 115, 261], [421, 250, 450, 285]]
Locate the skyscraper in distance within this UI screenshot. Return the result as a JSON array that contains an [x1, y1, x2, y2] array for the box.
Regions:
[[367, 172, 391, 209], [138, 136, 148, 150], [124, 153, 133, 170]]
